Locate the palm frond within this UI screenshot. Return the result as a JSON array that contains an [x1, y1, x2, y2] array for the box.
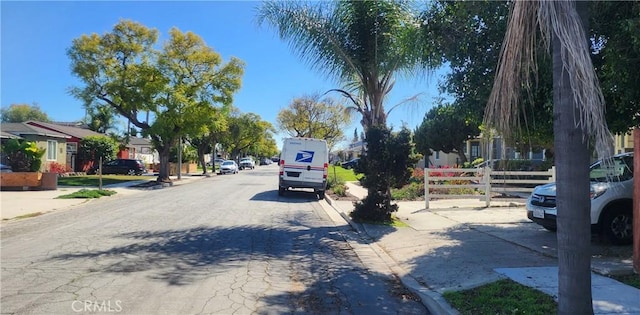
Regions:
[[486, 1, 613, 158], [538, 1, 613, 157]]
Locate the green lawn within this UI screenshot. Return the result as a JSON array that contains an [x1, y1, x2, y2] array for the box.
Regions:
[[58, 175, 151, 187], [328, 165, 363, 182], [443, 279, 557, 315]]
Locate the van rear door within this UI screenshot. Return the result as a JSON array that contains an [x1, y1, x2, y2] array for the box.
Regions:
[[279, 138, 328, 190]]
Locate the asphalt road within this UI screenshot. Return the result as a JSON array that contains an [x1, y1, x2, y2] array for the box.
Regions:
[[1, 165, 427, 314]]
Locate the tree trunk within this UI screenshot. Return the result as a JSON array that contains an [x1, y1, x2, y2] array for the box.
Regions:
[[554, 2, 593, 314], [634, 127, 639, 273], [157, 145, 172, 183]]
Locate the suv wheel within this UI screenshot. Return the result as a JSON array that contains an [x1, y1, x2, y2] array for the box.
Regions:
[[127, 169, 136, 176], [602, 208, 633, 245]]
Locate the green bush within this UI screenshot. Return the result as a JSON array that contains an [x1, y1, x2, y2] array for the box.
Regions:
[[326, 172, 344, 190], [1, 139, 45, 172], [391, 182, 424, 200], [332, 183, 347, 196]]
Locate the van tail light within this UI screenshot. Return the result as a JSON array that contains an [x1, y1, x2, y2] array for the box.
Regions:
[[323, 162, 328, 179], [279, 160, 284, 176]]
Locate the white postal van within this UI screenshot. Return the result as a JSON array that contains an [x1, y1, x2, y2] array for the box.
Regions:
[[278, 137, 328, 199]]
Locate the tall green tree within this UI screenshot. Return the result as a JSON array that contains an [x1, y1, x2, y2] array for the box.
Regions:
[[414, 102, 479, 164], [590, 1, 640, 133], [219, 112, 276, 160], [276, 94, 350, 150], [423, 0, 555, 154], [1, 103, 50, 123], [189, 106, 229, 175], [486, 2, 613, 313], [85, 104, 117, 134], [258, 0, 438, 221], [68, 20, 243, 182]]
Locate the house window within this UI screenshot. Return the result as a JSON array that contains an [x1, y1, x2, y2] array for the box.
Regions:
[[47, 140, 57, 161], [435, 151, 440, 160]]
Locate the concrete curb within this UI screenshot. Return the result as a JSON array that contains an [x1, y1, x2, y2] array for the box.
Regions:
[[323, 194, 460, 315]]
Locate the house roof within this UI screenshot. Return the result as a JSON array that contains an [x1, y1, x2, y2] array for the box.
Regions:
[[128, 137, 152, 146], [1, 131, 23, 139], [26, 121, 103, 139], [1, 122, 71, 139]]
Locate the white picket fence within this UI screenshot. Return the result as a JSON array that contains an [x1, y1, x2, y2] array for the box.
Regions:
[[423, 167, 556, 209]]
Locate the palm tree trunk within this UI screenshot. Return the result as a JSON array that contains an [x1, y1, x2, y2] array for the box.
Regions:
[[554, 2, 593, 314]]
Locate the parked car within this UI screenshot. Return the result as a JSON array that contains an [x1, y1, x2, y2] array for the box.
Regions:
[[260, 158, 272, 166], [341, 158, 360, 170], [0, 163, 12, 172], [88, 159, 148, 176], [239, 157, 255, 170], [526, 152, 634, 245], [219, 160, 238, 174], [206, 158, 225, 167]]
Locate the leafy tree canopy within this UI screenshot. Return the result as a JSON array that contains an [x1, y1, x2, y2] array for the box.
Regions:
[[590, 1, 640, 132], [276, 94, 351, 150], [78, 135, 119, 163], [414, 102, 479, 164], [1, 103, 50, 123], [68, 20, 244, 181], [219, 112, 276, 159]]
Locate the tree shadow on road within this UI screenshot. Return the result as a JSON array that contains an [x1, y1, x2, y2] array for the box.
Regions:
[[48, 223, 427, 313]]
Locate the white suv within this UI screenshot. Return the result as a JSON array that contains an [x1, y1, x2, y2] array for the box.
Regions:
[[239, 157, 255, 170], [526, 152, 634, 245]]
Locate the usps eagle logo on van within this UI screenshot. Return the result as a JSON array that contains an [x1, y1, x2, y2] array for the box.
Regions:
[[295, 151, 314, 163]]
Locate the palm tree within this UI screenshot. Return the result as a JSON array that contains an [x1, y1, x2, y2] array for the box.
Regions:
[[258, 0, 437, 221], [257, 0, 437, 130], [485, 2, 613, 314]]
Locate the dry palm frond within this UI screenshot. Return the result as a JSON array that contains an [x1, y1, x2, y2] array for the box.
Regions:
[[538, 1, 613, 158], [486, 1, 613, 158], [485, 1, 539, 138]]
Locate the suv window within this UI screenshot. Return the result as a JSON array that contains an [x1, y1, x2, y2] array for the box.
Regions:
[[589, 154, 633, 182]]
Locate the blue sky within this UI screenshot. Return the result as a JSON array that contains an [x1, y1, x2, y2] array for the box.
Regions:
[[1, 1, 447, 149]]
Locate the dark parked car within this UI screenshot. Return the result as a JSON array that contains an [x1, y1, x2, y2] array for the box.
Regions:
[[89, 159, 147, 176], [341, 158, 360, 169], [0, 163, 12, 172]]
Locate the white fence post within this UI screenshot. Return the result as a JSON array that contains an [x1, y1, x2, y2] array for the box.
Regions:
[[424, 168, 430, 209], [550, 166, 556, 182], [484, 167, 491, 207]]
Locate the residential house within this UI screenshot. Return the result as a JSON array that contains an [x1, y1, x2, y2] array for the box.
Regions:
[[0, 122, 70, 172], [614, 131, 635, 154], [24, 121, 105, 172], [121, 137, 158, 169]]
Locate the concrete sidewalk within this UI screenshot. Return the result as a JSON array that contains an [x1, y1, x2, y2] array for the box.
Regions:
[[324, 182, 639, 315], [0, 175, 204, 220]]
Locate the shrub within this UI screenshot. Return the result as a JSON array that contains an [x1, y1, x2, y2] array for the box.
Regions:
[[332, 183, 347, 196], [1, 139, 45, 172], [391, 182, 424, 200], [326, 173, 344, 191], [47, 162, 69, 174]]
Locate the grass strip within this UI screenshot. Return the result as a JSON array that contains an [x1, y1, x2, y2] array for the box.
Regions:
[[58, 175, 146, 187], [443, 279, 557, 315], [56, 189, 117, 199]]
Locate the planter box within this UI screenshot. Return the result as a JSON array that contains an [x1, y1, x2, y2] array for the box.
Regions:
[[1, 172, 43, 189]]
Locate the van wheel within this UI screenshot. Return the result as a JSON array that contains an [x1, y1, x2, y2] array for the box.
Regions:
[[602, 208, 633, 245], [278, 187, 285, 196], [317, 191, 325, 200], [127, 169, 136, 176]]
